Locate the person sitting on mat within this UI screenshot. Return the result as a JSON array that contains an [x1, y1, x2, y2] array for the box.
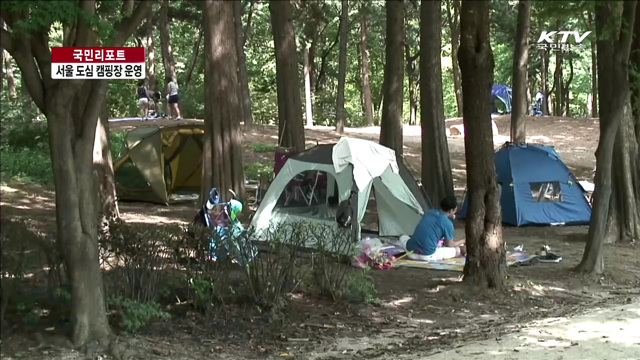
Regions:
[[402, 196, 465, 261]]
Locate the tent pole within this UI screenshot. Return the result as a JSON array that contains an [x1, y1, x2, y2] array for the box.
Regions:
[[350, 183, 359, 243]]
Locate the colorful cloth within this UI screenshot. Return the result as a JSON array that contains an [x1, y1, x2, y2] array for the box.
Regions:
[[393, 251, 537, 272]]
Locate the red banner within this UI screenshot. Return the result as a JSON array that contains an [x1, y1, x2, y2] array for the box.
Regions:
[[51, 47, 145, 63]]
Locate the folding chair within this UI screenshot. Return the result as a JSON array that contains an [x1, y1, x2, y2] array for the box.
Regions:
[[286, 171, 321, 206]]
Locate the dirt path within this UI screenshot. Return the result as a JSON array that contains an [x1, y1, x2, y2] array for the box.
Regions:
[[425, 298, 640, 360]]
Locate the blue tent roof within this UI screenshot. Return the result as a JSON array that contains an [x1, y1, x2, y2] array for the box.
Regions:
[[491, 84, 512, 114], [458, 142, 592, 226]]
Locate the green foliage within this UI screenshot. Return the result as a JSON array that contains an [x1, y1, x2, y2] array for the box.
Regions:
[[249, 143, 277, 153], [107, 296, 170, 333], [242, 223, 308, 311], [0, 145, 53, 187], [308, 224, 356, 300], [345, 269, 379, 305], [244, 161, 274, 181], [110, 130, 128, 159], [100, 220, 181, 303]]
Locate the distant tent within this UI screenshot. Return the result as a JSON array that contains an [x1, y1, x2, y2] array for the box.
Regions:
[[458, 142, 591, 226], [113, 124, 204, 204], [491, 84, 512, 114], [250, 138, 431, 250]]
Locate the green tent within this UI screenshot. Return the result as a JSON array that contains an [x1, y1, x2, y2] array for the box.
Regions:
[[113, 124, 204, 204]]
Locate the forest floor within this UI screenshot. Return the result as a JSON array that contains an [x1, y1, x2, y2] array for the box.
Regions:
[[2, 115, 640, 359]]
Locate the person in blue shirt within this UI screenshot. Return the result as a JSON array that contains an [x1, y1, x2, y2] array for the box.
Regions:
[[404, 196, 466, 261]]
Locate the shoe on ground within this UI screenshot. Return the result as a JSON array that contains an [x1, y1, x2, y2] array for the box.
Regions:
[[176, 116, 183, 120], [538, 253, 562, 263]]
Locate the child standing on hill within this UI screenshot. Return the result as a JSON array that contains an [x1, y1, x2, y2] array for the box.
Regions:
[[137, 80, 149, 120], [166, 76, 182, 120]]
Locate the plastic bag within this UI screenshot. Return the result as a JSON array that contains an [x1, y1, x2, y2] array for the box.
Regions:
[[360, 237, 383, 259]]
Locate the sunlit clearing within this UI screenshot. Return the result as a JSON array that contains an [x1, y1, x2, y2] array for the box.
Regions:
[[0, 185, 19, 193], [0, 203, 31, 210], [289, 293, 304, 301], [385, 296, 414, 307], [120, 214, 187, 225], [412, 318, 434, 324], [435, 277, 463, 283], [529, 135, 551, 142], [525, 315, 640, 346], [547, 286, 567, 292]]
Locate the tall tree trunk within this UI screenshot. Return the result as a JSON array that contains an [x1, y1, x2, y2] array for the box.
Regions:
[[145, 13, 157, 91], [563, 55, 573, 117], [421, 0, 454, 205], [379, 0, 404, 156], [269, 0, 306, 153], [632, 3, 640, 143], [304, 45, 314, 127], [458, 0, 505, 289], [447, 0, 463, 117], [577, 1, 637, 275], [589, 12, 598, 118], [202, 0, 245, 203], [553, 46, 563, 116], [405, 42, 418, 126], [0, 22, 3, 96], [542, 50, 550, 115], [360, 5, 375, 127], [335, 0, 349, 134], [234, 0, 254, 128], [510, 0, 531, 143], [21, 81, 35, 119], [606, 101, 640, 244], [46, 82, 121, 346], [159, 0, 177, 81], [47, 84, 112, 347], [93, 98, 119, 220], [184, 30, 203, 87], [2, 1, 151, 347], [302, 1, 319, 106], [3, 51, 17, 99]]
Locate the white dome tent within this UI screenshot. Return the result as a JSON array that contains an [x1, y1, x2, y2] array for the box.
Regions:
[[249, 137, 431, 251]]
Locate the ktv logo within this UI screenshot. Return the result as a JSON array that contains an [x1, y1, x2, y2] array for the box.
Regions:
[[536, 31, 592, 52]]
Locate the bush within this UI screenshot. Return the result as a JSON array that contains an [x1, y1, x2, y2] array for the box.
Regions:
[[242, 223, 308, 312], [249, 143, 277, 153], [109, 130, 128, 159], [4, 122, 49, 150], [307, 224, 357, 301], [107, 296, 170, 333], [1, 219, 64, 325], [174, 224, 232, 314], [100, 220, 180, 303], [244, 161, 273, 181], [0, 145, 53, 186], [345, 269, 379, 305]]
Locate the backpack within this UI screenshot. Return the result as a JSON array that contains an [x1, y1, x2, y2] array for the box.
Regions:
[[138, 86, 147, 98], [336, 192, 355, 228]]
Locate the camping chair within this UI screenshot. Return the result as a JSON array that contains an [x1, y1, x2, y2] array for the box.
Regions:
[[285, 170, 321, 206]]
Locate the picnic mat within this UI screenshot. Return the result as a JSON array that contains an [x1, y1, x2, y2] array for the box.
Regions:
[[392, 251, 537, 272]]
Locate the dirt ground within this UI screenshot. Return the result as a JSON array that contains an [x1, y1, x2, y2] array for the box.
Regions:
[[2, 115, 639, 360]]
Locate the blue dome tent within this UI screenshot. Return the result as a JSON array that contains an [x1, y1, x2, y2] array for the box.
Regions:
[[491, 84, 512, 114], [458, 142, 592, 226]]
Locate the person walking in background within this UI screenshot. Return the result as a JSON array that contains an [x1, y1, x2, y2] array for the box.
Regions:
[[137, 80, 150, 120], [166, 76, 182, 120]]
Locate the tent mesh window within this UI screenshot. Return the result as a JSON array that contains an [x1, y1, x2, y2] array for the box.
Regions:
[[530, 182, 563, 202]]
